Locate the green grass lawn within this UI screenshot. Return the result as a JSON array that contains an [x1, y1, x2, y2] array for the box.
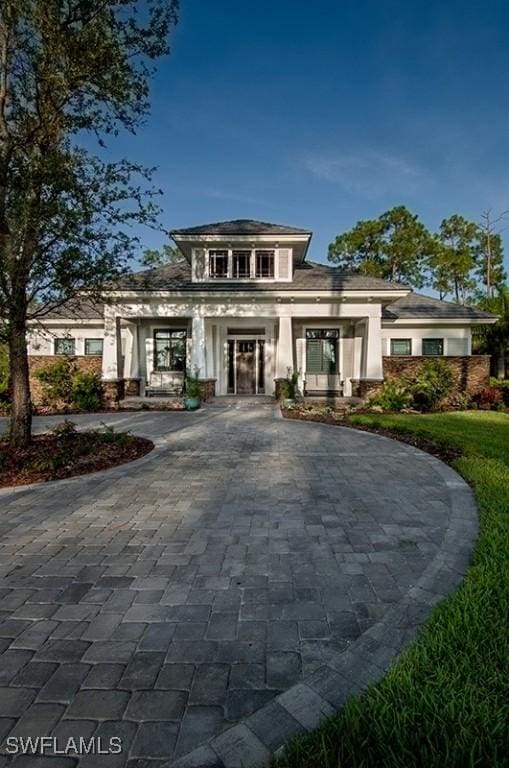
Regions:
[[274, 411, 509, 768]]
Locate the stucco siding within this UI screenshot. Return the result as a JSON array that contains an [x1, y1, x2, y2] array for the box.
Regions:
[[381, 325, 472, 356]]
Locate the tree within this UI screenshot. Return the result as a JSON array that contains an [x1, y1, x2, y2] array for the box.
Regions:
[[328, 206, 434, 289], [141, 244, 182, 267], [430, 215, 478, 304], [474, 286, 509, 378], [476, 209, 507, 297], [0, 0, 178, 448]]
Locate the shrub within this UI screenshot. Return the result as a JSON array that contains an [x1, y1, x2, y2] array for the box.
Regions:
[[409, 359, 455, 411], [282, 369, 300, 400], [71, 372, 102, 411], [489, 377, 509, 406], [473, 386, 503, 410], [369, 379, 412, 412], [50, 420, 77, 438], [447, 391, 472, 411], [34, 358, 75, 404], [98, 422, 132, 447], [184, 371, 201, 399]]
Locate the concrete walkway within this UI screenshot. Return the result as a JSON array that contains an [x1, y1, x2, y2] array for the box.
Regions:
[[0, 405, 478, 767]]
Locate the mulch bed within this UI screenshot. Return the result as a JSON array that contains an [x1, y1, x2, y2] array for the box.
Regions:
[[281, 407, 462, 466], [0, 432, 154, 488]]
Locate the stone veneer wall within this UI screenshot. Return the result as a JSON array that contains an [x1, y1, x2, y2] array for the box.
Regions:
[[350, 379, 384, 400], [101, 380, 125, 409], [29, 355, 102, 405], [273, 378, 287, 400], [124, 378, 141, 397], [198, 379, 216, 402], [383, 355, 490, 394]]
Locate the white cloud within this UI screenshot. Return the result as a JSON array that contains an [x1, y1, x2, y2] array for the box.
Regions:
[[301, 149, 429, 198]]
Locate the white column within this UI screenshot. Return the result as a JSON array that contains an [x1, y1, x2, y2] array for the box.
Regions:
[[102, 305, 121, 380], [277, 316, 294, 377], [205, 322, 214, 378], [190, 313, 206, 377], [124, 322, 140, 378], [365, 313, 383, 379]]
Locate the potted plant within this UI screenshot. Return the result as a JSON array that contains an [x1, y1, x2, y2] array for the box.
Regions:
[[183, 370, 201, 410], [282, 369, 300, 407]]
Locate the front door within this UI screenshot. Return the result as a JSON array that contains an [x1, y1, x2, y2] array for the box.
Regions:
[[236, 340, 256, 394]]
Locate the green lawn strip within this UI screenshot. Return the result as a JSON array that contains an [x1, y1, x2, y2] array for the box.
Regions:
[[274, 411, 509, 768]]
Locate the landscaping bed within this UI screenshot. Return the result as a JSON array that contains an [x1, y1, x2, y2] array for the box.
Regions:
[[275, 410, 509, 768], [0, 424, 153, 488], [281, 406, 462, 465]]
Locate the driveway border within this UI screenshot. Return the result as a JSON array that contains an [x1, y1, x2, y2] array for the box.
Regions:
[[165, 428, 479, 768]]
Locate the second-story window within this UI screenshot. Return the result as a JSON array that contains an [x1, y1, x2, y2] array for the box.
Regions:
[[209, 250, 228, 278], [255, 250, 274, 278], [232, 250, 251, 278]]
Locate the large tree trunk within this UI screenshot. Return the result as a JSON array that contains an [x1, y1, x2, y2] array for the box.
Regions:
[[9, 324, 32, 448]]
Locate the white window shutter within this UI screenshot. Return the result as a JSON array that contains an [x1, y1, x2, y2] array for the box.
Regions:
[[193, 248, 206, 281], [277, 248, 291, 281]]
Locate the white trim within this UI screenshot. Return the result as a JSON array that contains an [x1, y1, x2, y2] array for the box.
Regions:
[[225, 331, 267, 396], [302, 323, 342, 394]]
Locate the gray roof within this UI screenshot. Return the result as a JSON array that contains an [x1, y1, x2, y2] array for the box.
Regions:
[[115, 260, 408, 292], [171, 219, 311, 236], [39, 298, 105, 320], [383, 292, 496, 321]]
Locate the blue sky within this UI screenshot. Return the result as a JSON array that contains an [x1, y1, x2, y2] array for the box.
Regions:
[[111, 0, 509, 272]]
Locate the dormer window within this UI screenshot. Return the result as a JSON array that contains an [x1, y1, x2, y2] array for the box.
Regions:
[[201, 245, 290, 281], [209, 250, 228, 278], [233, 250, 251, 278], [255, 250, 275, 278]]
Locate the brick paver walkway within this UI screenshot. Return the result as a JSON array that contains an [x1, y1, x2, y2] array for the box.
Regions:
[[0, 405, 477, 767]]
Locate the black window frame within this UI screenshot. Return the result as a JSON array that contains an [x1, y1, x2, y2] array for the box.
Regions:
[[153, 329, 187, 372], [422, 338, 444, 356], [255, 250, 275, 278], [54, 338, 75, 356], [208, 249, 229, 278], [390, 338, 412, 356], [84, 338, 104, 356], [305, 328, 339, 374]]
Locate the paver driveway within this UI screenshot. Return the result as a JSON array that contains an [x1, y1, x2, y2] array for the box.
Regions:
[[0, 404, 477, 767]]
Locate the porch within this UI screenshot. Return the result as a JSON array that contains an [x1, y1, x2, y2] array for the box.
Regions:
[[100, 305, 384, 405]]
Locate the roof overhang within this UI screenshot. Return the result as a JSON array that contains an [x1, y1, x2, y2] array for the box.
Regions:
[[103, 288, 409, 301], [171, 233, 312, 264], [382, 317, 498, 326], [27, 318, 104, 326]]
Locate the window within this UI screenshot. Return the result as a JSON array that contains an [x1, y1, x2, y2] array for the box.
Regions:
[[54, 338, 75, 355], [154, 329, 186, 371], [84, 338, 104, 356], [390, 338, 412, 356], [232, 250, 251, 278], [209, 250, 228, 278], [255, 250, 274, 278], [305, 329, 339, 374], [422, 338, 444, 356]]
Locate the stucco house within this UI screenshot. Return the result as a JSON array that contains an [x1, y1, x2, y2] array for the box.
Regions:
[[27, 219, 497, 405]]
